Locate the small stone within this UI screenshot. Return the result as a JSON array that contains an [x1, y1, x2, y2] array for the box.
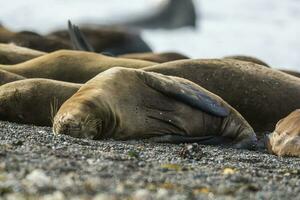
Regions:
[[93, 193, 117, 200], [41, 191, 65, 200], [156, 188, 169, 199], [25, 169, 51, 187], [132, 189, 152, 200]]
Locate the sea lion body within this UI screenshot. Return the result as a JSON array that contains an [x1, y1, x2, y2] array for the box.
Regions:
[[0, 50, 156, 83], [119, 52, 189, 63], [53, 67, 256, 149], [267, 110, 300, 157], [0, 43, 45, 64], [0, 79, 80, 126], [48, 27, 152, 55], [0, 26, 71, 52], [143, 59, 300, 132], [0, 69, 25, 86]]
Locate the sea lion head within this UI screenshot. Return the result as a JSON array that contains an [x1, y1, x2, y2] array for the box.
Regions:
[[53, 91, 107, 139], [266, 109, 300, 157]]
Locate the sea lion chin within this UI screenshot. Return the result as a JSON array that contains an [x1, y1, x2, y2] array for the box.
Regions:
[[267, 110, 300, 157], [53, 67, 257, 149]]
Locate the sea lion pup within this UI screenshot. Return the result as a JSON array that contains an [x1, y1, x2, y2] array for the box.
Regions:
[[53, 67, 256, 149], [142, 59, 300, 132], [0, 79, 80, 126], [119, 52, 189, 63], [0, 25, 71, 52], [0, 69, 25, 86], [267, 110, 300, 157], [0, 50, 156, 83], [0, 43, 45, 64], [224, 55, 270, 67]]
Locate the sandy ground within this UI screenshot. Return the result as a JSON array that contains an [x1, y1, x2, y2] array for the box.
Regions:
[[0, 121, 299, 200]]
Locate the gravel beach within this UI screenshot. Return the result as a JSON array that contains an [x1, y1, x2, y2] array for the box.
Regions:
[[0, 121, 299, 200]]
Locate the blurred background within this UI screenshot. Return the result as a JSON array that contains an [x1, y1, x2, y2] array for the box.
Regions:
[[0, 0, 299, 69]]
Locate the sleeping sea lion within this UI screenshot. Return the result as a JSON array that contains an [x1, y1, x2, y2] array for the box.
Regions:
[[0, 78, 80, 126], [225, 55, 300, 78], [119, 52, 189, 63], [0, 50, 156, 83], [143, 59, 300, 132], [0, 25, 71, 52], [0, 43, 45, 64], [267, 110, 300, 157], [53, 67, 256, 149], [0, 69, 25, 86]]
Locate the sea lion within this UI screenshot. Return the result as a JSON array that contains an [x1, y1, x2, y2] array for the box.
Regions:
[[224, 55, 270, 67], [224, 55, 300, 78], [84, 0, 197, 29], [53, 67, 256, 149], [0, 50, 156, 83], [266, 110, 300, 157], [0, 25, 71, 52], [142, 59, 300, 132], [0, 69, 25, 86], [0, 43, 45, 64], [0, 78, 80, 126], [48, 25, 152, 55], [119, 52, 189, 63], [0, 24, 152, 55], [280, 69, 300, 78]]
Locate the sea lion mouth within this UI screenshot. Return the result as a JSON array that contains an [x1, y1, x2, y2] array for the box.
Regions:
[[53, 113, 102, 140]]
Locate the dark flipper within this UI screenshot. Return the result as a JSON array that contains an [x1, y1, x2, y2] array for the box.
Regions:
[[149, 135, 232, 145], [68, 20, 94, 52], [138, 71, 230, 117]]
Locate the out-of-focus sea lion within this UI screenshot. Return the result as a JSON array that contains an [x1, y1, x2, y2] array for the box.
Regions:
[[0, 50, 156, 83], [0, 24, 152, 55], [119, 52, 189, 63], [267, 110, 300, 157], [48, 26, 152, 55], [0, 43, 45, 64], [53, 67, 256, 149], [143, 59, 300, 132], [0, 69, 25, 86], [0, 79, 80, 126], [0, 25, 71, 52], [84, 0, 197, 29]]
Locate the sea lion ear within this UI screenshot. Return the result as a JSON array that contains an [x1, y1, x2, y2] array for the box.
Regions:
[[67, 20, 94, 52], [139, 71, 230, 117]]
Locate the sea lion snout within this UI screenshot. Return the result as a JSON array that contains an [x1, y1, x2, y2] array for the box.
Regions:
[[53, 113, 100, 140]]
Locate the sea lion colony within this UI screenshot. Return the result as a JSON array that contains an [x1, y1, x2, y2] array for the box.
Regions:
[[0, 22, 299, 157]]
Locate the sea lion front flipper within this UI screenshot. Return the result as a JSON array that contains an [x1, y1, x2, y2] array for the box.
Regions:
[[149, 135, 232, 145], [68, 20, 94, 52], [138, 71, 230, 117]]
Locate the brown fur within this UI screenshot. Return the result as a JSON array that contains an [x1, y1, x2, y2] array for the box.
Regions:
[[0, 26, 71, 52], [0, 43, 45, 64], [267, 110, 300, 157], [224, 55, 270, 67], [0, 69, 25, 86], [53, 67, 256, 148], [0, 78, 80, 126], [143, 59, 300, 132], [0, 50, 156, 83], [119, 52, 189, 63]]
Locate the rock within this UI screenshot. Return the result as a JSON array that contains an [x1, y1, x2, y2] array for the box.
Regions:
[[132, 189, 152, 200], [25, 169, 51, 187]]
